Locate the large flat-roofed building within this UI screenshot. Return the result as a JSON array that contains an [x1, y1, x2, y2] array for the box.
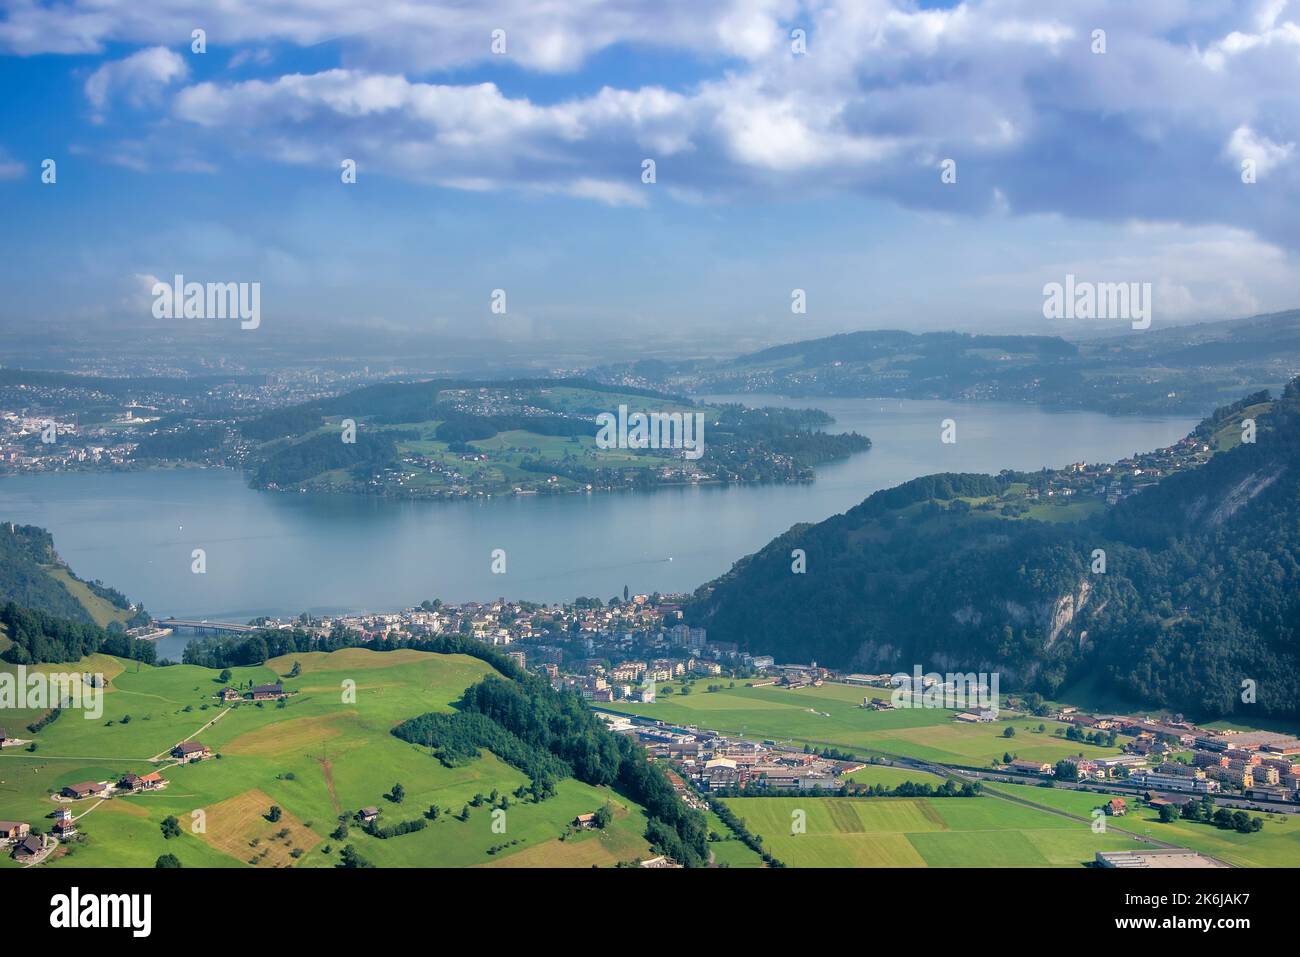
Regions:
[[1128, 770, 1219, 793], [1197, 731, 1300, 754], [1096, 849, 1224, 868]]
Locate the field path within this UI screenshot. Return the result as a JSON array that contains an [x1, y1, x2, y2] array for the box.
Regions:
[[71, 798, 105, 822], [148, 706, 231, 761], [318, 756, 341, 814]]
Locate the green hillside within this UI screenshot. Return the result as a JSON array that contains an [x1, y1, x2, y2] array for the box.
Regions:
[[0, 523, 143, 627], [687, 378, 1300, 720], [0, 648, 654, 869]]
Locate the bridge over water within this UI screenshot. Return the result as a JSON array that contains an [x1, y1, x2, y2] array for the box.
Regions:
[[160, 618, 259, 635]]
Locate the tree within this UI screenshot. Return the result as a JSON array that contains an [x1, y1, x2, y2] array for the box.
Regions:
[[1158, 804, 1179, 823], [338, 844, 373, 868], [594, 802, 614, 829], [155, 853, 183, 868], [267, 805, 282, 823], [1002, 726, 1016, 738], [160, 816, 182, 839], [390, 783, 405, 804], [218, 669, 232, 683]]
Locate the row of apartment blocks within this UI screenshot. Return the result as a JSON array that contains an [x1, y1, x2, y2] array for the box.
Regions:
[[1055, 710, 1300, 798]]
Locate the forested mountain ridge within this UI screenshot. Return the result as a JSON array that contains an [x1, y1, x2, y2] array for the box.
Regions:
[[0, 522, 145, 628], [0, 522, 154, 663], [596, 310, 1300, 416], [685, 379, 1300, 719]]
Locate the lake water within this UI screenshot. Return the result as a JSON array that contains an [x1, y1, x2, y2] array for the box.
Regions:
[[0, 396, 1198, 624]]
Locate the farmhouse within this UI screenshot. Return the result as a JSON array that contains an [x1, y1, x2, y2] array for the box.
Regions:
[[0, 820, 30, 843], [251, 683, 289, 701], [1104, 798, 1127, 816], [359, 807, 379, 824], [61, 781, 107, 800], [574, 813, 597, 829], [119, 772, 163, 792], [172, 741, 211, 762], [11, 834, 44, 861], [53, 808, 77, 839], [218, 687, 242, 703]]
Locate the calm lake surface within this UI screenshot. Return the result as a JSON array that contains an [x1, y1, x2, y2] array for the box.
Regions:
[[0, 396, 1198, 623]]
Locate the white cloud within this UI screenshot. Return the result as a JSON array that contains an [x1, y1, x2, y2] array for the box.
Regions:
[[6, 0, 1300, 247], [84, 46, 189, 114], [1225, 125, 1295, 177]]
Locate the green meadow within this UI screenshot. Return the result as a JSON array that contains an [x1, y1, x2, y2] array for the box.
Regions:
[[601, 681, 1128, 767], [985, 782, 1300, 868], [722, 796, 1151, 868], [1, 648, 650, 868]]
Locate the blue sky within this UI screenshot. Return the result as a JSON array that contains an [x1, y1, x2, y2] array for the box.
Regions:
[[2, 0, 1299, 350]]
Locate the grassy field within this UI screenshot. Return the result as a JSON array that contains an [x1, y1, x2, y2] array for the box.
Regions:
[[722, 795, 1150, 867], [984, 782, 1300, 868], [601, 681, 1129, 767], [42, 567, 134, 628], [843, 765, 947, 787], [0, 648, 650, 868]]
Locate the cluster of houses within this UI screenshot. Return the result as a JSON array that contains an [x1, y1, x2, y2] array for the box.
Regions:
[[0, 819, 42, 862], [1008, 711, 1300, 802], [1020, 435, 1213, 507], [242, 596, 786, 689], [4, 806, 80, 861], [549, 655, 734, 703], [0, 412, 140, 474], [8, 741, 211, 860], [602, 715, 858, 793]]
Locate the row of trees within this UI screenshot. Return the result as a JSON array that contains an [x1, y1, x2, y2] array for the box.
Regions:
[[457, 675, 710, 867], [391, 710, 570, 791]]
